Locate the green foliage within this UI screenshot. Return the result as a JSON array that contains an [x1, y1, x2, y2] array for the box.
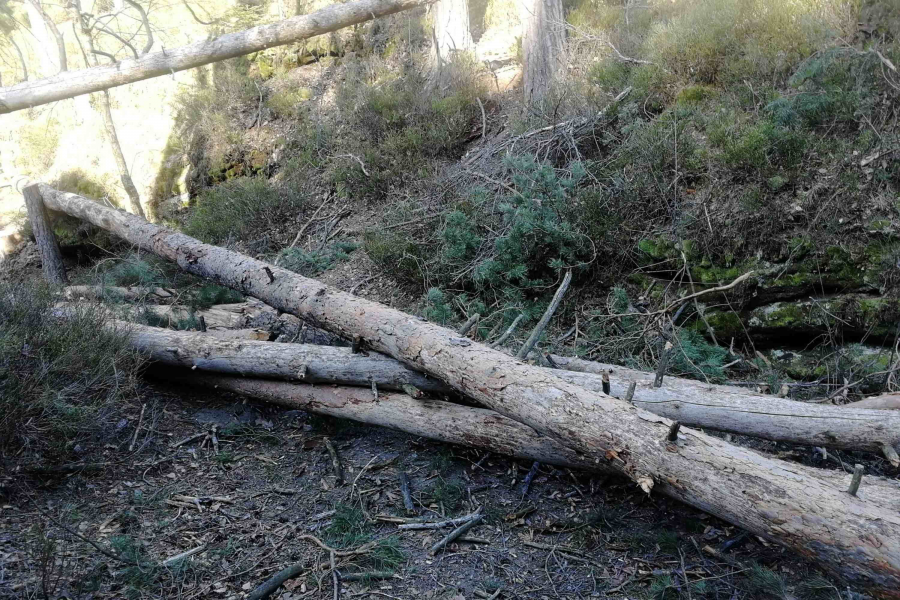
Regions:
[[648, 574, 679, 600], [103, 255, 165, 287], [326, 504, 371, 548], [278, 241, 359, 277], [424, 288, 454, 325], [428, 478, 465, 513], [328, 54, 486, 199], [471, 156, 591, 288], [136, 306, 200, 332], [645, 0, 854, 84], [670, 329, 728, 382], [709, 114, 807, 174], [55, 169, 119, 207], [266, 86, 313, 119], [369, 536, 406, 572], [363, 231, 422, 283], [0, 281, 141, 459], [745, 564, 789, 600], [193, 284, 244, 310], [185, 177, 301, 245], [172, 57, 261, 180], [767, 49, 871, 129]]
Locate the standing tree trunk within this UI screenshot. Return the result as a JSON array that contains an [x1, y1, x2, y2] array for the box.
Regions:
[[520, 0, 565, 107], [433, 0, 472, 59], [69, 1, 146, 218], [36, 185, 900, 596], [25, 0, 67, 73]]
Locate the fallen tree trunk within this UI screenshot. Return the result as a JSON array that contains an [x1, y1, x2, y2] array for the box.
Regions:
[[163, 370, 900, 510], [64, 285, 175, 303], [129, 322, 447, 392], [38, 185, 900, 595], [0, 0, 435, 114], [129, 323, 900, 452]]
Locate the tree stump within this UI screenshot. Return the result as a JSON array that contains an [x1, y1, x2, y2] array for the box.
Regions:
[[23, 184, 68, 284]]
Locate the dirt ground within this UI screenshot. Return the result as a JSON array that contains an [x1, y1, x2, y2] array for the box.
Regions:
[[1, 379, 855, 600]]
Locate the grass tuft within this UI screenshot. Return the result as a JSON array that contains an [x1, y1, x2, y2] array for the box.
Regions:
[[0, 281, 142, 460]]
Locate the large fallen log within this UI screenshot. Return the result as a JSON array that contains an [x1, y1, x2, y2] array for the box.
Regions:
[[163, 371, 900, 511], [38, 185, 900, 595], [130, 322, 447, 392], [129, 323, 900, 452], [0, 0, 435, 114]]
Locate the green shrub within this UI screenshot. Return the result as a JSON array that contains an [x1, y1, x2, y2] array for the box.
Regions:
[[193, 284, 244, 309], [470, 156, 591, 288], [55, 169, 119, 207], [670, 329, 728, 382], [0, 281, 142, 459], [363, 231, 423, 283], [278, 241, 359, 277], [328, 54, 486, 199], [185, 177, 301, 245], [266, 86, 313, 119], [326, 504, 371, 548], [424, 288, 454, 325], [645, 0, 855, 84]]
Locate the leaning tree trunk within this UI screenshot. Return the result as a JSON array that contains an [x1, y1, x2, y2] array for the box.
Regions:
[[0, 0, 436, 114], [124, 320, 900, 453], [520, 0, 565, 107], [166, 371, 900, 510], [36, 185, 900, 596]]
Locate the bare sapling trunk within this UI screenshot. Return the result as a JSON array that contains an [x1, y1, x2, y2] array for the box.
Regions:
[[69, 1, 145, 218], [520, 0, 565, 107], [25, 0, 67, 73], [36, 185, 900, 596]]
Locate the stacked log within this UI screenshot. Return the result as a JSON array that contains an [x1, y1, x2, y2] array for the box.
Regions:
[[35, 185, 900, 596], [127, 322, 900, 453]]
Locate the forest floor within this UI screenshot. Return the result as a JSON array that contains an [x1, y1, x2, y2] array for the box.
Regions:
[[0, 382, 838, 600]]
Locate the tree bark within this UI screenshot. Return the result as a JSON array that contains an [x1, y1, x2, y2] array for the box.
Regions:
[[126, 321, 449, 393], [520, 0, 565, 107], [433, 0, 472, 58], [23, 184, 68, 284], [25, 0, 67, 73], [0, 0, 436, 114], [121, 320, 900, 452], [165, 371, 900, 509], [36, 185, 900, 596]]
